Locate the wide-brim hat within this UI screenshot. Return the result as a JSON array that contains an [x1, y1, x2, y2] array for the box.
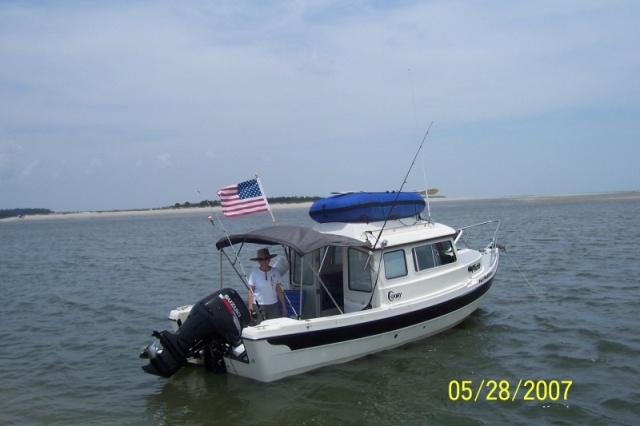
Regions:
[[250, 248, 277, 261]]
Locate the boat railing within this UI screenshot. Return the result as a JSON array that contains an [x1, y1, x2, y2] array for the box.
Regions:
[[455, 220, 501, 265]]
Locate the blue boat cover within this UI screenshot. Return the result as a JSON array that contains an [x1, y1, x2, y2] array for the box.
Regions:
[[309, 192, 426, 223]]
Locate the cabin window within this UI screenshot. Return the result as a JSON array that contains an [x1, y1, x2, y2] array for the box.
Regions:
[[438, 241, 456, 265], [413, 241, 457, 271], [348, 249, 372, 292], [320, 246, 343, 271], [383, 249, 407, 279], [413, 245, 436, 270]]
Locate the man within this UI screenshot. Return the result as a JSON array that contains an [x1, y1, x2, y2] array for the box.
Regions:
[[247, 248, 287, 322]]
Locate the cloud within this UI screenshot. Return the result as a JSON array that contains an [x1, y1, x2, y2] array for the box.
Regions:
[[0, 140, 40, 181], [156, 153, 173, 167], [1, 1, 638, 211], [17, 159, 40, 180], [0, 140, 22, 175]]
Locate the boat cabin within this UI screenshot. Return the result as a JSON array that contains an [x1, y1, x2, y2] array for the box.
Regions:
[[283, 219, 465, 320]]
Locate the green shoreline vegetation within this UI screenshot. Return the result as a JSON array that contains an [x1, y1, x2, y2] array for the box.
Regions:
[[170, 196, 321, 210], [3, 191, 639, 220], [0, 208, 53, 219]]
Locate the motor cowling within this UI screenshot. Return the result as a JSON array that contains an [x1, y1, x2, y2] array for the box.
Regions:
[[141, 288, 250, 378]]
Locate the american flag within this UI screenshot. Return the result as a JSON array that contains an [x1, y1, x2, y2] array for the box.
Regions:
[[217, 178, 270, 218]]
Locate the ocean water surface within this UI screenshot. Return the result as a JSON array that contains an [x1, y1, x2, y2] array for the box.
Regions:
[[1, 197, 639, 425]]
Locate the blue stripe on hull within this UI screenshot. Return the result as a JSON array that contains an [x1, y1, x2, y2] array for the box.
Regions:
[[265, 278, 493, 350]]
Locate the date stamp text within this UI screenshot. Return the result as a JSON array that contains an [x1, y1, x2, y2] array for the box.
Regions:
[[448, 379, 573, 402]]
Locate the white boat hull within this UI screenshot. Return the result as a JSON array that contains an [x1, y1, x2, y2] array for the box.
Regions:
[[227, 296, 488, 382], [225, 256, 497, 382], [141, 216, 501, 383]]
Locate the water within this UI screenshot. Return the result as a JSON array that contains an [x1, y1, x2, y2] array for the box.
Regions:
[[1, 198, 639, 425]]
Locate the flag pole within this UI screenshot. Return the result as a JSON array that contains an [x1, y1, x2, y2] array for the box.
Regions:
[[199, 192, 248, 284], [255, 173, 276, 226], [208, 190, 267, 321]]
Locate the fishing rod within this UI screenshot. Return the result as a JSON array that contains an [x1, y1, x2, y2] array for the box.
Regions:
[[370, 121, 433, 251], [198, 190, 250, 280], [198, 191, 244, 275], [408, 68, 432, 221], [362, 123, 433, 309]]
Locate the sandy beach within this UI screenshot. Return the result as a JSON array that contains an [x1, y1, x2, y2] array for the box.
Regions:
[[0, 203, 314, 222], [2, 191, 638, 222]]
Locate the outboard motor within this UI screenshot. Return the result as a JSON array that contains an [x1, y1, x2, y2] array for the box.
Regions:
[[140, 288, 250, 378]]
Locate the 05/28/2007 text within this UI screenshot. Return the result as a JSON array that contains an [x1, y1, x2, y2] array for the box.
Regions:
[[448, 379, 573, 402]]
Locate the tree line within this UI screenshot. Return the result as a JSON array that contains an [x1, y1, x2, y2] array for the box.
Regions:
[[1, 196, 322, 219], [172, 196, 321, 209], [0, 208, 53, 219]]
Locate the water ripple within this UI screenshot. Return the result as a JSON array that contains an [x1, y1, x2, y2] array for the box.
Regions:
[[1, 202, 639, 424]]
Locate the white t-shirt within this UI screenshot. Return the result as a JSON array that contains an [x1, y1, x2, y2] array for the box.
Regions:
[[248, 267, 282, 305]]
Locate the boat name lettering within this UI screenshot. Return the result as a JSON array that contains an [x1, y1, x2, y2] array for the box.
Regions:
[[468, 263, 481, 273], [388, 291, 403, 301], [479, 272, 492, 284]]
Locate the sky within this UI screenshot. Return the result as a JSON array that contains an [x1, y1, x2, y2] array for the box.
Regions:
[[1, 1, 639, 212]]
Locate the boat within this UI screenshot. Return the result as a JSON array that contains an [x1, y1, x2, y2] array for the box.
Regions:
[[140, 192, 501, 382]]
